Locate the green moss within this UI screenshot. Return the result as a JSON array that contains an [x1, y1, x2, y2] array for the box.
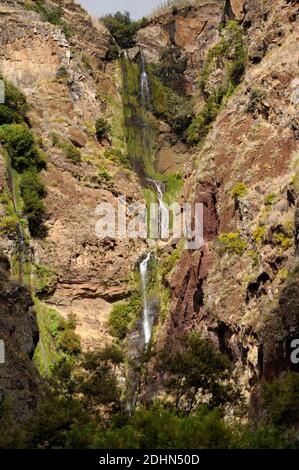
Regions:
[[218, 231, 247, 255]]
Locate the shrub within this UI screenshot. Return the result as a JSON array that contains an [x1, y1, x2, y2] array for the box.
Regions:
[[19, 170, 47, 238], [62, 142, 81, 164], [265, 193, 276, 207], [253, 226, 265, 243], [231, 182, 247, 201], [22, 189, 46, 238], [52, 135, 81, 164], [0, 78, 28, 124], [20, 170, 46, 199], [218, 232, 247, 255], [97, 167, 112, 185], [58, 329, 81, 356], [0, 214, 18, 236], [104, 148, 129, 168], [0, 124, 46, 172], [95, 117, 111, 142]]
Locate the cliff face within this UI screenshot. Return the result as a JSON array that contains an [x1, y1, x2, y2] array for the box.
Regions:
[[0, 0, 298, 421], [0, 252, 40, 424], [137, 0, 299, 399], [0, 0, 146, 350], [158, 1, 299, 391], [137, 1, 223, 94]]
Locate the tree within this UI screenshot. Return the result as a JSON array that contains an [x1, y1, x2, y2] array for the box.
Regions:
[[95, 117, 111, 142], [158, 332, 234, 412]]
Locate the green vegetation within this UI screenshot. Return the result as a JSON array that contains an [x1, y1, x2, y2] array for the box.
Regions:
[[101, 11, 147, 49], [0, 78, 28, 124], [148, 64, 193, 141], [97, 167, 113, 185], [108, 295, 141, 340], [33, 301, 81, 376], [33, 263, 57, 296], [158, 332, 235, 412], [218, 231, 248, 255], [187, 21, 246, 145], [252, 226, 265, 243], [0, 78, 47, 238], [0, 124, 46, 173], [262, 372, 299, 428], [20, 170, 47, 238], [95, 116, 111, 142], [231, 182, 247, 201], [265, 193, 277, 207], [2, 331, 299, 449]]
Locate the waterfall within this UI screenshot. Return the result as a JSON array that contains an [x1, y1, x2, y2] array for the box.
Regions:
[[149, 179, 169, 239], [139, 252, 152, 345], [140, 51, 151, 111]]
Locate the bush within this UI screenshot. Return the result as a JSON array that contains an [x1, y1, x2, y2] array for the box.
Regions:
[[0, 214, 18, 236], [20, 170, 47, 199], [0, 78, 28, 124], [218, 232, 247, 255], [108, 296, 140, 340], [22, 189, 46, 238], [95, 117, 111, 142], [0, 124, 46, 172], [231, 182, 247, 201], [102, 11, 147, 49], [58, 329, 81, 356], [62, 142, 81, 164]]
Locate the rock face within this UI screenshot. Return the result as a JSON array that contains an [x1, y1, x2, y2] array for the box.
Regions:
[[161, 0, 299, 397], [137, 2, 223, 93], [0, 253, 40, 423], [0, 0, 147, 351]]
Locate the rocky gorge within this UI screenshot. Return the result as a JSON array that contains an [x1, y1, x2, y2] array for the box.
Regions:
[[0, 0, 299, 449]]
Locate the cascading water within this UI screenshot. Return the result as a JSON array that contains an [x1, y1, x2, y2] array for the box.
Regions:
[[140, 50, 151, 111], [148, 179, 169, 239], [139, 252, 152, 345]]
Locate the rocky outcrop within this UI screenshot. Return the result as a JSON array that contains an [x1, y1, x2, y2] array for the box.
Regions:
[[0, 253, 40, 423], [155, 0, 299, 398]]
